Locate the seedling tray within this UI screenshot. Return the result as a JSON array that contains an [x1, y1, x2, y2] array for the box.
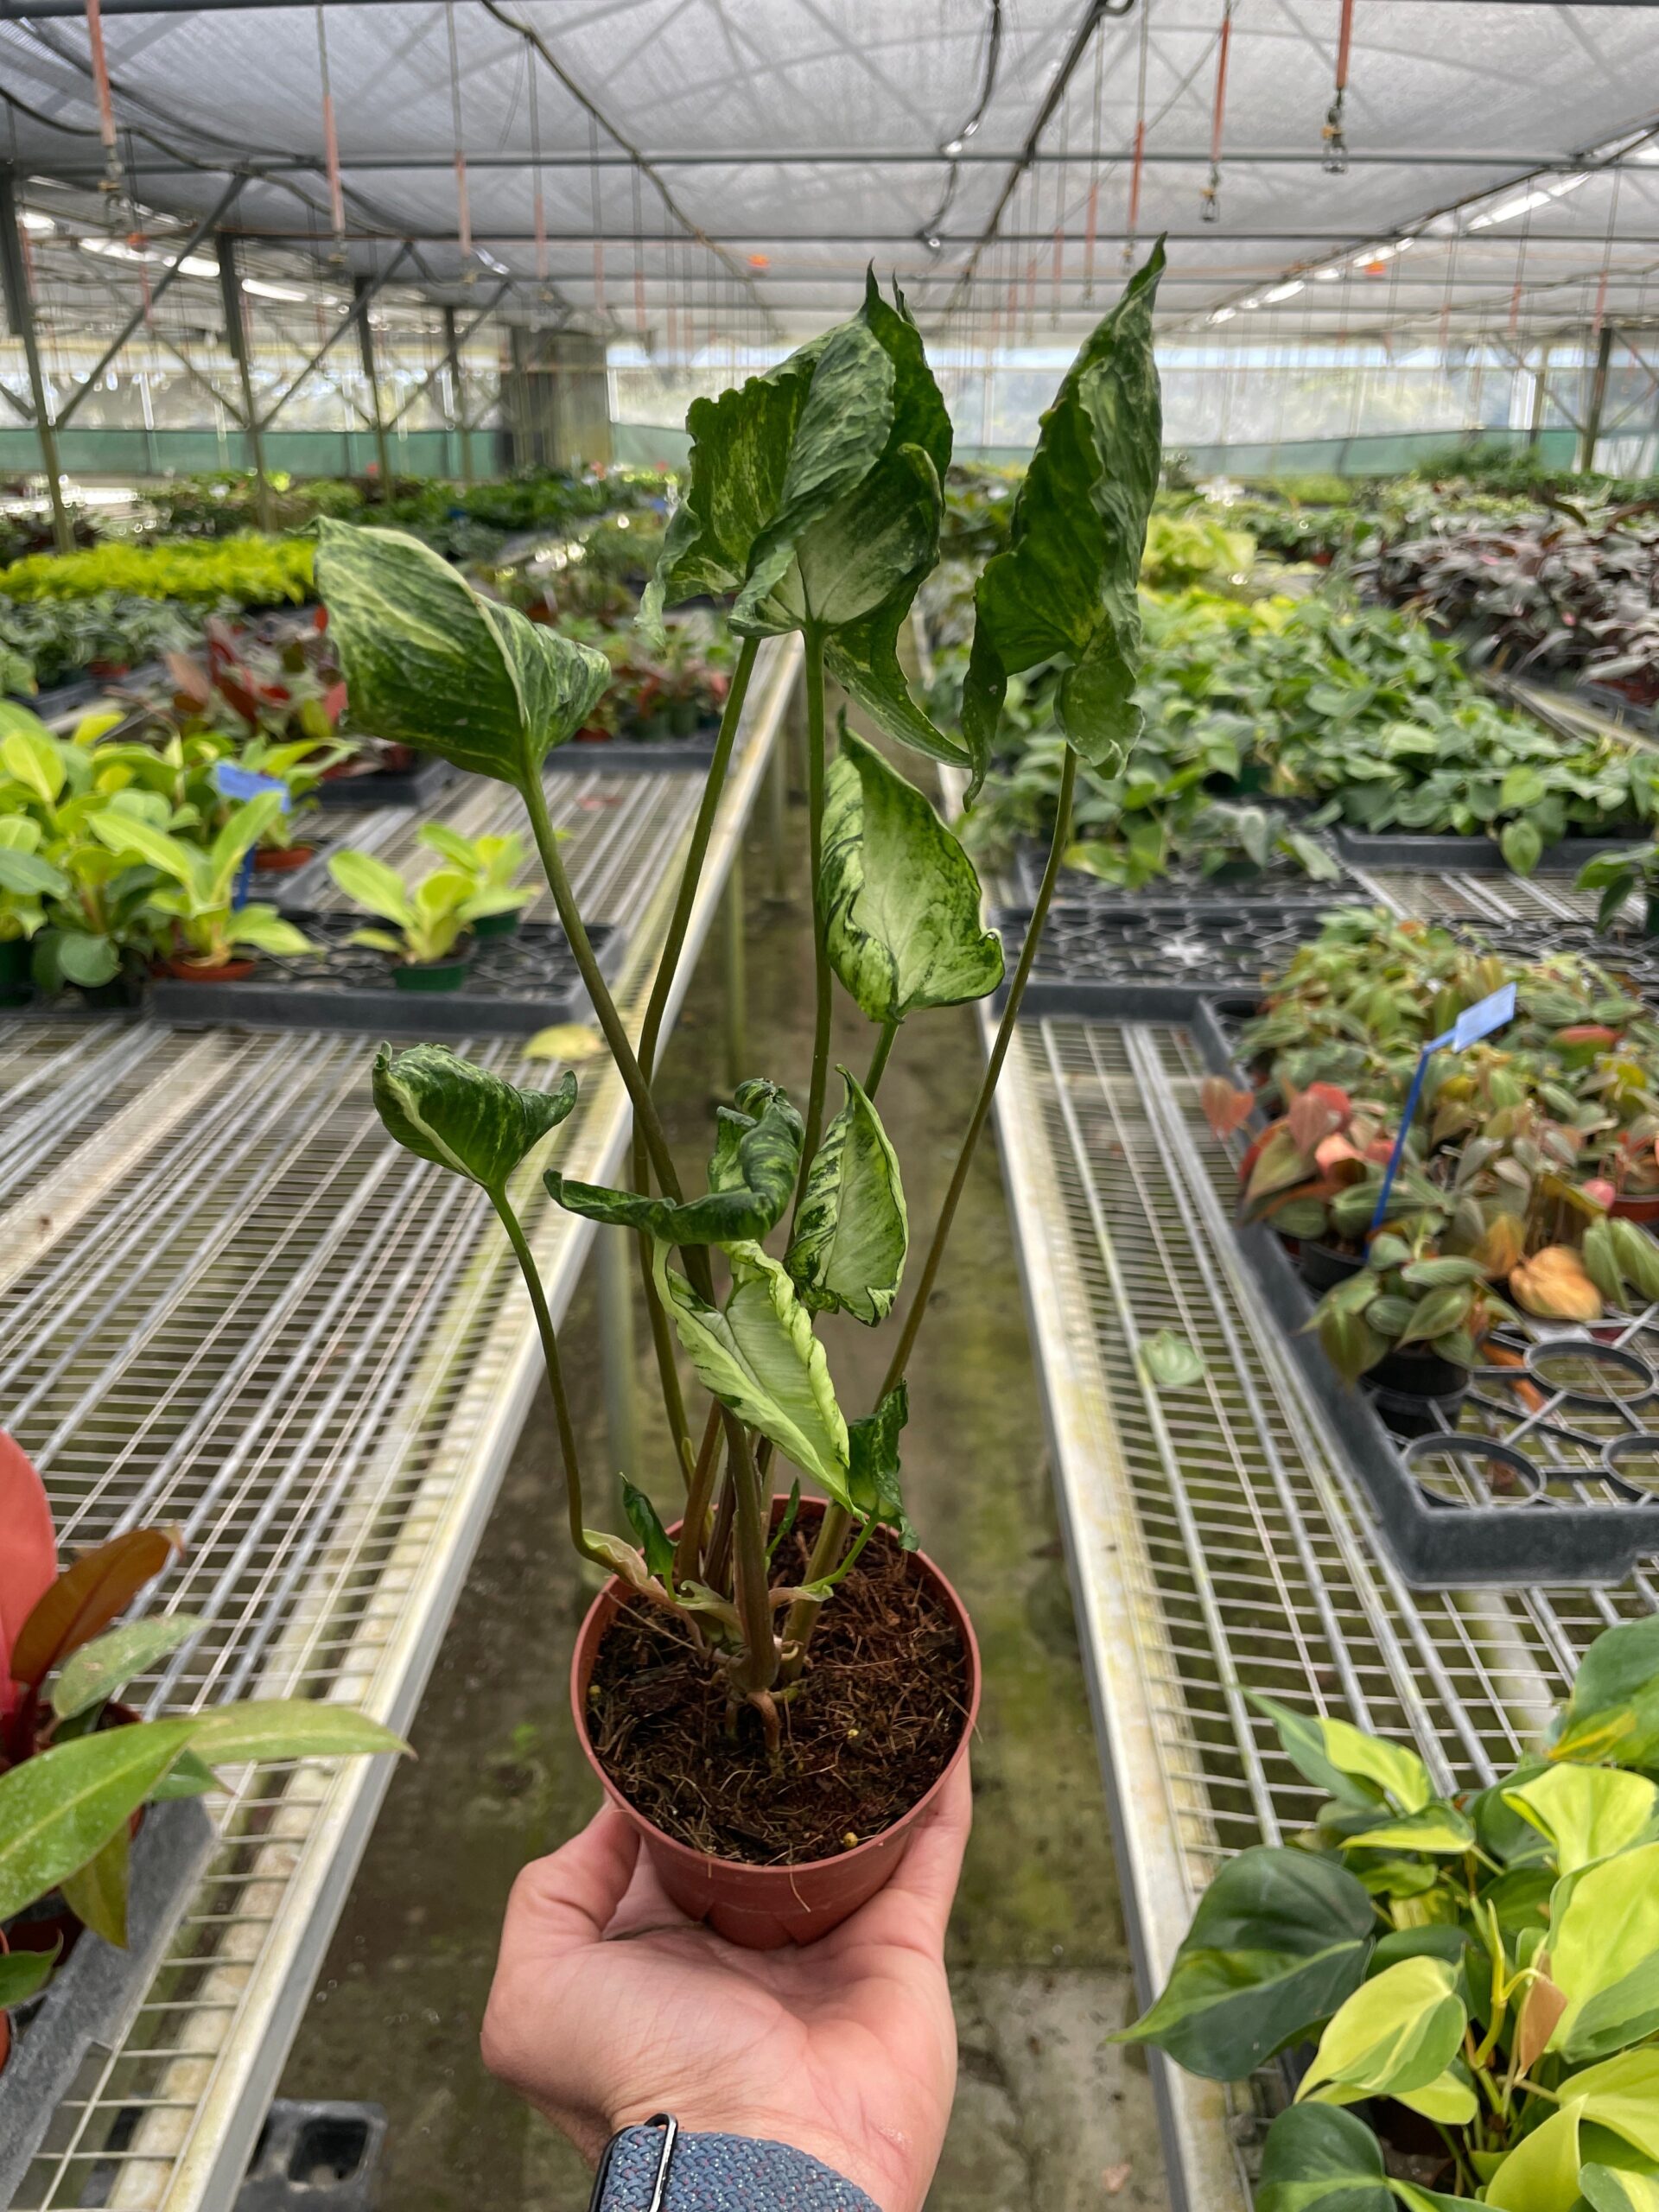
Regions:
[[316, 756, 457, 810], [545, 720, 719, 775], [147, 912, 626, 1038], [0, 1796, 215, 2202], [1007, 839, 1361, 911], [992, 900, 1346, 1020], [1328, 823, 1647, 873]]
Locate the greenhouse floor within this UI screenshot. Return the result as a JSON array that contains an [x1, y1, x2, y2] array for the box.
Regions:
[[276, 704, 1166, 2212]]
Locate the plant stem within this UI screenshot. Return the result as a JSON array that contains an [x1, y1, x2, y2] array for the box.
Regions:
[[723, 1413, 779, 1694], [521, 766, 683, 1203], [792, 626, 833, 1217], [673, 1400, 724, 1585], [785, 745, 1080, 1656], [494, 1192, 601, 1567], [864, 1016, 899, 1098]]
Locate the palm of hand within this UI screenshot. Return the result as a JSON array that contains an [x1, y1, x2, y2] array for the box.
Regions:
[[482, 1764, 970, 2212]]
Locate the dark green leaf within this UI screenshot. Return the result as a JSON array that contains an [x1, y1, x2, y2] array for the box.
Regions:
[[1551, 1614, 1659, 1770], [847, 1383, 915, 1549], [1255, 2098, 1389, 2212], [766, 1479, 803, 1565], [549, 1079, 802, 1249], [620, 1481, 675, 1586], [785, 1069, 906, 1324], [372, 1044, 576, 1201], [59, 1819, 130, 1948], [0, 1940, 60, 2009]]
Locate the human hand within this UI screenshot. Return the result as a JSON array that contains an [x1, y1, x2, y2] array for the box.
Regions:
[[480, 1759, 971, 2212]]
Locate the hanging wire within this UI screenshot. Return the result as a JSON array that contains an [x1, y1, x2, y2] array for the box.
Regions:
[[445, 2, 473, 274], [1084, 3, 1103, 299], [1322, 0, 1354, 176], [1592, 165, 1623, 340], [917, 0, 1002, 253], [315, 3, 346, 255], [632, 162, 646, 340], [1122, 0, 1150, 273], [525, 32, 548, 291], [1050, 65, 1068, 328], [589, 110, 606, 327], [1200, 2, 1233, 226]]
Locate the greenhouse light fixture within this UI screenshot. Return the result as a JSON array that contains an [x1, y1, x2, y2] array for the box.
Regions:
[[1469, 188, 1550, 230], [242, 277, 307, 302], [18, 211, 54, 234], [1313, 264, 1341, 281], [942, 137, 965, 157], [1209, 306, 1236, 322], [1263, 278, 1304, 302]]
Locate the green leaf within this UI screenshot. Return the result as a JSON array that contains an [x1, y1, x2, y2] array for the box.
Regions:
[[1484, 2098, 1586, 2212], [186, 1700, 407, 1767], [620, 1480, 675, 1586], [54, 933, 119, 988], [1343, 1802, 1475, 1856], [147, 1746, 219, 1802], [1583, 2165, 1659, 2212], [820, 728, 1002, 1024], [1138, 1329, 1207, 1390], [1389, 2181, 1490, 2212], [1298, 1955, 1466, 2103], [0, 847, 67, 899], [652, 1242, 850, 1503], [1249, 1694, 1388, 1810], [51, 1614, 207, 1721], [1567, 2050, 1659, 2161], [1549, 1614, 1659, 1770], [230, 906, 315, 959], [372, 1044, 576, 1201], [1501, 817, 1546, 875], [792, 443, 941, 632], [549, 1079, 802, 1250], [315, 521, 610, 792], [59, 1819, 130, 1948], [846, 1383, 915, 1549], [1249, 1694, 1433, 1813], [962, 244, 1164, 794], [1255, 2101, 1389, 2212], [785, 1068, 906, 1324], [1117, 1844, 1375, 2078], [0, 1719, 196, 1921], [0, 1941, 60, 2009], [1563, 1954, 1659, 2065], [327, 848, 412, 925], [1503, 1764, 1659, 1875], [1548, 1841, 1659, 2056]]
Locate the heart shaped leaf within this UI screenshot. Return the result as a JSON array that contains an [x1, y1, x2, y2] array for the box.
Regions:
[[372, 1044, 576, 1202]]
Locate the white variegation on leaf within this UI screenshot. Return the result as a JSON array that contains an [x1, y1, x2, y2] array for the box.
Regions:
[[785, 1068, 906, 1324]]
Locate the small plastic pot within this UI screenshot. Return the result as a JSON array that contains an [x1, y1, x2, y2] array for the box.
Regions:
[[252, 842, 317, 875], [1299, 1242, 1364, 1296], [1612, 1191, 1659, 1225], [156, 956, 257, 983], [1367, 1345, 1469, 1440], [470, 910, 521, 940], [0, 937, 32, 1007], [570, 1515, 980, 1951], [392, 951, 471, 993]]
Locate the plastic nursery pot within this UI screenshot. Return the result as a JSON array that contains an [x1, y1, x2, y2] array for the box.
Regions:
[[469, 910, 521, 940], [570, 1510, 981, 1952], [1366, 1344, 1469, 1441], [1612, 1191, 1659, 1225], [156, 955, 258, 983], [1644, 893, 1659, 940], [1298, 1242, 1365, 1296], [391, 950, 472, 993], [252, 842, 317, 875], [0, 937, 32, 1007]]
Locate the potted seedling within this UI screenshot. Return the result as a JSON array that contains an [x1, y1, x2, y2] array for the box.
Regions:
[[0, 1432, 404, 2059], [414, 823, 534, 938], [88, 791, 315, 981], [1120, 1612, 1659, 2212], [326, 847, 531, 990], [1577, 841, 1659, 938], [315, 250, 1166, 1945]]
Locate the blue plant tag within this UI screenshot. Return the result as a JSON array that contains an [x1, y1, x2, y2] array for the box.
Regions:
[[213, 761, 289, 810], [1448, 982, 1517, 1053], [1370, 983, 1518, 1230]]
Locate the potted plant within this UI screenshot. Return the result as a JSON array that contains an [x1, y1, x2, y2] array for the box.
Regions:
[[1119, 1611, 1659, 2212], [88, 791, 315, 981], [414, 823, 534, 938], [1577, 842, 1659, 938], [314, 250, 1166, 1945], [326, 847, 531, 989], [0, 1431, 404, 2047], [0, 818, 64, 1006]]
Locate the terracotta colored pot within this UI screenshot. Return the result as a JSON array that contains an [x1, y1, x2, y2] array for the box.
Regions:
[[1612, 1192, 1659, 1225], [570, 1524, 980, 1951], [252, 842, 317, 874], [156, 957, 258, 982]]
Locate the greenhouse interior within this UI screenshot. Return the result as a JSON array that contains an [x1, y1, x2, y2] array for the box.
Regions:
[[10, 3, 1659, 2210]]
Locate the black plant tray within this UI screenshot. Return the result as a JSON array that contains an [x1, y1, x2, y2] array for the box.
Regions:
[[148, 911, 626, 1038], [0, 1796, 215, 2200], [1577, 680, 1659, 734], [1329, 823, 1648, 873], [9, 660, 168, 722], [1007, 837, 1360, 911], [545, 719, 719, 775], [992, 899, 1350, 1020], [316, 756, 458, 810]]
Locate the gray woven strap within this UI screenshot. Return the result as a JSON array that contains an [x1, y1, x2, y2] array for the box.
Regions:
[[595, 2122, 881, 2211]]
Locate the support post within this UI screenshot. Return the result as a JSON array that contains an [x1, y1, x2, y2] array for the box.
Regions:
[[723, 844, 747, 1093], [1528, 341, 1551, 450], [1580, 322, 1615, 475], [355, 271, 394, 495], [596, 1225, 640, 1504], [0, 165, 72, 554], [442, 304, 473, 481], [217, 234, 273, 531]]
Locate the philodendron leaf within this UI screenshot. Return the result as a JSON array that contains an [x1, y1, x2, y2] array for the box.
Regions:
[[1297, 1955, 1467, 2105], [51, 1613, 207, 1720], [0, 1940, 60, 2009], [621, 1481, 675, 1586], [0, 1718, 197, 1920], [60, 1818, 130, 1948], [1548, 1841, 1659, 2058], [961, 242, 1165, 797], [1504, 1764, 1659, 1875], [1344, 1802, 1475, 1856], [1484, 2096, 1586, 2212], [1249, 1694, 1390, 1812], [847, 1383, 916, 1550], [1138, 1330, 1206, 1390], [1549, 1612, 1659, 1770], [652, 1242, 851, 1504], [1255, 2101, 1389, 2212], [1583, 2168, 1659, 2212], [820, 728, 1002, 1025], [372, 1044, 576, 1201], [549, 1079, 802, 1249], [1563, 2050, 1659, 2161], [315, 520, 610, 791], [785, 1069, 906, 1324], [1117, 1844, 1375, 2078], [185, 1700, 407, 1767]]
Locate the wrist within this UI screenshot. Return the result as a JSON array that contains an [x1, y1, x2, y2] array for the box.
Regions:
[[594, 2118, 888, 2212]]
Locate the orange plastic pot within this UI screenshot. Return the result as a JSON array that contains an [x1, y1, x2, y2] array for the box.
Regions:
[[1612, 1192, 1659, 1225], [155, 957, 258, 982], [252, 843, 317, 874], [570, 1520, 979, 1951]]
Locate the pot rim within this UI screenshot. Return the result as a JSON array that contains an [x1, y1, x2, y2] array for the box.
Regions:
[[569, 1522, 980, 1880]]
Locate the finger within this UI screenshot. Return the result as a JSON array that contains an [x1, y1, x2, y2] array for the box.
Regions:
[[505, 1800, 642, 1960], [850, 1756, 973, 1953]]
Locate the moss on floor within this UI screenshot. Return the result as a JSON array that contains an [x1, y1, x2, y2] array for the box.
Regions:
[[277, 710, 1165, 2209]]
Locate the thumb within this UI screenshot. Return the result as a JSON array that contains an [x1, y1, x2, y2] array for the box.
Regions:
[[505, 1799, 642, 1960]]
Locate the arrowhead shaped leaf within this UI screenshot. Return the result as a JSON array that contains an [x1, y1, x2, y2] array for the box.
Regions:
[[1118, 1844, 1375, 2078], [315, 521, 610, 791], [549, 1078, 801, 1249], [820, 728, 1002, 1024], [652, 1242, 850, 1503], [962, 243, 1164, 797], [1255, 2097, 1389, 2212], [1297, 1955, 1466, 2102], [1503, 1764, 1659, 1875], [372, 1043, 576, 1200], [785, 1069, 906, 1324]]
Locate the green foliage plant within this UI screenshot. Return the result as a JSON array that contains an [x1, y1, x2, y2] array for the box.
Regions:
[[327, 846, 530, 965], [1120, 1614, 1659, 2212], [87, 791, 315, 971], [0, 536, 314, 609], [315, 253, 1166, 1752]]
